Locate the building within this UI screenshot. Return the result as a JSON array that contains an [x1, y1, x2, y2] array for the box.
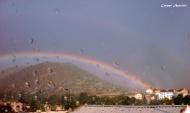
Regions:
[[145, 94, 155, 104], [146, 88, 153, 95], [44, 102, 51, 112], [134, 93, 143, 100], [0, 100, 23, 113], [157, 90, 174, 100], [177, 89, 189, 97], [56, 105, 63, 111], [10, 101, 23, 113], [153, 89, 161, 95], [72, 105, 184, 113], [0, 102, 13, 113]]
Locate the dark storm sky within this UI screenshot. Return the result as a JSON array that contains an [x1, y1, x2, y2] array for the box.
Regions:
[[0, 0, 190, 88]]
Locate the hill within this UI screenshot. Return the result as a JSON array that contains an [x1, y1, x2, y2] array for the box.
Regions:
[[0, 62, 128, 97]]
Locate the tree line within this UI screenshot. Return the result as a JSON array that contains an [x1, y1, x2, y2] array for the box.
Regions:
[[0, 92, 190, 112]]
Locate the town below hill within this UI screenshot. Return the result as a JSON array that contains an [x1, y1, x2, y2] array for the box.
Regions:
[[0, 88, 189, 113]]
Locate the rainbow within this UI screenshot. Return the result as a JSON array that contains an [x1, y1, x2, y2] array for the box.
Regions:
[[0, 51, 152, 89]]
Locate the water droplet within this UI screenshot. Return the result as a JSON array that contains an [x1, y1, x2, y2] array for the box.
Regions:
[[25, 82, 30, 88], [113, 61, 120, 68], [18, 93, 22, 98], [4, 109, 8, 112], [12, 55, 16, 63], [64, 96, 68, 100], [161, 65, 166, 71], [35, 79, 39, 85], [114, 61, 120, 66], [36, 58, 39, 62], [34, 95, 38, 100], [79, 48, 85, 54], [48, 80, 56, 88], [55, 8, 60, 14], [33, 70, 37, 77], [76, 101, 79, 106], [48, 67, 55, 75], [30, 38, 34, 44]]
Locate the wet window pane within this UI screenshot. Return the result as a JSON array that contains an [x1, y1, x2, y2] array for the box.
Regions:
[[0, 1, 189, 112]]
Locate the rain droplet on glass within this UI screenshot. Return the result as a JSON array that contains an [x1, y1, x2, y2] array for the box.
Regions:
[[30, 38, 34, 44], [55, 8, 60, 14], [48, 80, 56, 88], [18, 93, 22, 98], [12, 55, 16, 63], [25, 82, 30, 88], [161, 65, 166, 71], [4, 109, 8, 112], [33, 70, 37, 77], [34, 95, 38, 100], [79, 48, 85, 54], [36, 58, 39, 62], [48, 68, 54, 75], [35, 79, 39, 85], [114, 61, 120, 66]]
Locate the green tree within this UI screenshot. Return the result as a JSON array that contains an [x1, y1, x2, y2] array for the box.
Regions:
[[78, 92, 89, 105], [29, 99, 38, 112], [48, 95, 59, 106], [159, 98, 173, 105], [183, 95, 190, 105], [174, 94, 183, 105], [117, 95, 130, 105]]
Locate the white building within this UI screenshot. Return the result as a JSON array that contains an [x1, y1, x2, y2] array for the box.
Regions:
[[134, 93, 143, 100], [146, 89, 153, 95], [157, 91, 174, 100]]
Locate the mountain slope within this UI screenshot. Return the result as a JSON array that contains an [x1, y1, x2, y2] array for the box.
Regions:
[[0, 62, 128, 96]]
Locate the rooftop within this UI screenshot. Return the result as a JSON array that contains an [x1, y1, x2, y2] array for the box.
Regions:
[[72, 105, 185, 113]]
